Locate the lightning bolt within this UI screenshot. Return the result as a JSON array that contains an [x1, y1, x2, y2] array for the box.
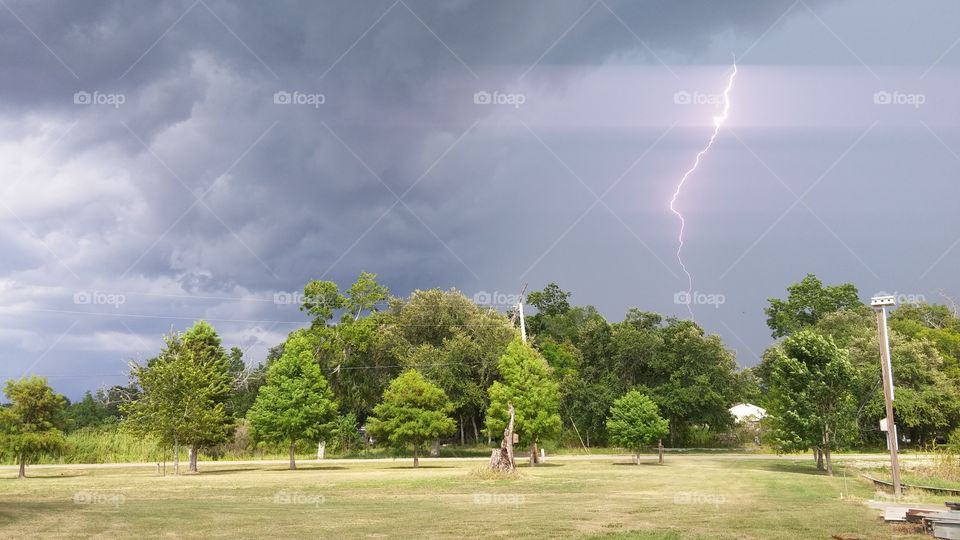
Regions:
[[669, 60, 737, 319]]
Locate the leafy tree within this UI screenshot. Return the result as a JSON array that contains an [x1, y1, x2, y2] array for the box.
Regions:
[[301, 279, 345, 324], [486, 338, 562, 465], [180, 321, 235, 472], [65, 391, 114, 431], [345, 271, 389, 321], [766, 330, 856, 475], [538, 338, 580, 380], [765, 274, 862, 338], [560, 375, 618, 447], [314, 314, 396, 420], [612, 318, 739, 445], [527, 282, 571, 316], [0, 377, 67, 479], [247, 330, 338, 469], [366, 370, 456, 467], [808, 307, 960, 448], [606, 390, 669, 464], [375, 288, 513, 439], [121, 322, 236, 473], [890, 303, 960, 380]]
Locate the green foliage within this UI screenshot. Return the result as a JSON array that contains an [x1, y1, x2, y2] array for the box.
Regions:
[[890, 303, 960, 379], [247, 330, 338, 447], [810, 306, 960, 447], [65, 391, 116, 432], [327, 413, 364, 453], [538, 338, 580, 380], [606, 391, 669, 455], [43, 426, 163, 464], [379, 288, 513, 431], [612, 318, 739, 444], [181, 320, 235, 447], [344, 271, 389, 321], [486, 338, 562, 446], [766, 330, 856, 469], [301, 279, 345, 323], [0, 376, 67, 475], [122, 322, 234, 455], [765, 274, 862, 338], [366, 370, 456, 464], [527, 282, 571, 316]]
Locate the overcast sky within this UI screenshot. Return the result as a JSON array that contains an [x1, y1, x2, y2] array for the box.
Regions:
[[2, 0, 959, 399]]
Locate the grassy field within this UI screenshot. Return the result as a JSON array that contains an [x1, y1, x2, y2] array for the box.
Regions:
[[0, 455, 938, 539]]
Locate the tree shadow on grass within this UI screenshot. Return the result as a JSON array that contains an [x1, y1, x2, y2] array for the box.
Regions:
[[611, 461, 665, 467], [0, 471, 88, 481], [723, 458, 829, 476], [383, 465, 457, 470], [225, 465, 350, 474]]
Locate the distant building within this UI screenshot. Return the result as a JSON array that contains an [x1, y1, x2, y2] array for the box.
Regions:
[[729, 403, 767, 424]]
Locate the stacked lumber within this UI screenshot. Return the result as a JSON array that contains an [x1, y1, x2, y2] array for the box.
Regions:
[[869, 501, 960, 539]]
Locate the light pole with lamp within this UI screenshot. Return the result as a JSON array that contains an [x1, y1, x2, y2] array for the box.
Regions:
[[871, 294, 901, 498]]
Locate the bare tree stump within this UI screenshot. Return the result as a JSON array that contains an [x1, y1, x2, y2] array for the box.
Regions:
[[488, 404, 516, 473]]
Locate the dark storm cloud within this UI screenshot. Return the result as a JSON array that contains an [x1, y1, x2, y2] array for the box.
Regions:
[[3, 0, 960, 397]]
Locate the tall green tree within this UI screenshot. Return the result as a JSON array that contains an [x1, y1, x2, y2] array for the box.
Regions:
[[180, 321, 235, 472], [606, 390, 669, 464], [122, 323, 235, 474], [486, 338, 562, 465], [366, 370, 456, 468], [765, 274, 862, 338], [247, 330, 338, 470], [766, 330, 856, 475], [0, 377, 67, 479]]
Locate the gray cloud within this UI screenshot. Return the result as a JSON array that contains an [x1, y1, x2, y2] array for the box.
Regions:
[[2, 0, 959, 397]]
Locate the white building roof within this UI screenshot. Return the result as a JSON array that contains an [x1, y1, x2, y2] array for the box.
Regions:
[[729, 403, 767, 423]]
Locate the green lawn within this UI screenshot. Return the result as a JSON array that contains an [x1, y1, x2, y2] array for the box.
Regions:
[[0, 455, 932, 539]]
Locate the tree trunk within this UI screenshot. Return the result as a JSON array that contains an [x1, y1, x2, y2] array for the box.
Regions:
[[634, 452, 640, 465], [413, 446, 420, 468], [472, 416, 479, 443], [529, 441, 539, 467], [488, 404, 516, 473], [289, 442, 297, 470], [189, 444, 199, 473], [815, 446, 824, 471], [17, 453, 25, 479], [430, 439, 441, 457], [823, 429, 833, 476], [317, 440, 326, 460], [460, 417, 465, 446], [658, 439, 664, 464], [173, 438, 180, 476]]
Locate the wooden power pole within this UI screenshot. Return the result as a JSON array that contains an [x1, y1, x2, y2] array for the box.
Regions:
[[872, 294, 902, 498]]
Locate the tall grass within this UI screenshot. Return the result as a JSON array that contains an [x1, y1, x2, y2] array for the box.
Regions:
[[36, 427, 165, 464]]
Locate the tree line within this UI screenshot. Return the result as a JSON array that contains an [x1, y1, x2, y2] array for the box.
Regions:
[[3, 272, 959, 476]]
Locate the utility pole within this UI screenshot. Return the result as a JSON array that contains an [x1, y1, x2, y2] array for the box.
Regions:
[[871, 294, 901, 498], [510, 283, 528, 344], [518, 302, 527, 343]]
